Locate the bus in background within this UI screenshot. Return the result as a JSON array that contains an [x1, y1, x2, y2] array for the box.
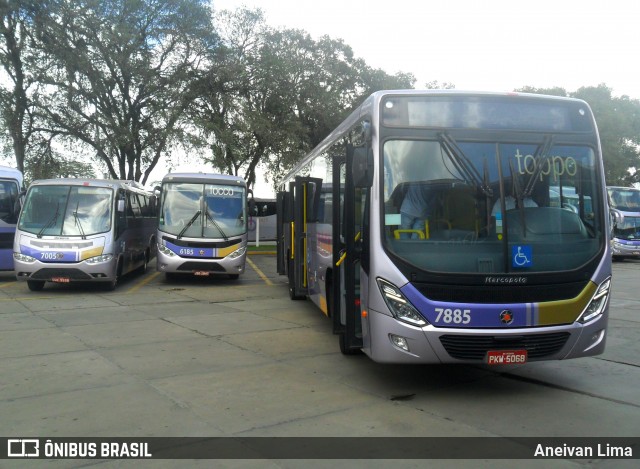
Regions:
[[156, 172, 248, 279], [248, 198, 277, 242], [0, 165, 23, 271], [607, 186, 640, 261], [14, 179, 156, 290], [277, 90, 611, 364]]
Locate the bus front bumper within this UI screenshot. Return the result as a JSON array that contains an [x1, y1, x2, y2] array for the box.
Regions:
[[13, 256, 118, 283], [363, 308, 607, 364], [156, 248, 246, 276]]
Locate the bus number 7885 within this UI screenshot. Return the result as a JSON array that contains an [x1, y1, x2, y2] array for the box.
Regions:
[[434, 308, 471, 325]]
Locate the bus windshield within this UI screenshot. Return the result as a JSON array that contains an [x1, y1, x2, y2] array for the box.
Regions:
[[18, 185, 112, 237], [608, 187, 640, 212], [159, 182, 246, 239], [382, 138, 603, 273]]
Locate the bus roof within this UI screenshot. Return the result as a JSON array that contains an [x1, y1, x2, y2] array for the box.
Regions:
[[160, 172, 246, 187], [278, 89, 595, 187], [0, 165, 23, 187]]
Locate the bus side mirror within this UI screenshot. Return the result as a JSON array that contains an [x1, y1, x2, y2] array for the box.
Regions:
[[117, 199, 125, 213], [352, 146, 373, 188], [610, 208, 623, 226]]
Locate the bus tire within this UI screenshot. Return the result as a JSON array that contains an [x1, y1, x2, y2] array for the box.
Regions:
[[137, 250, 149, 274], [339, 332, 361, 355], [105, 259, 122, 291], [27, 280, 45, 291]]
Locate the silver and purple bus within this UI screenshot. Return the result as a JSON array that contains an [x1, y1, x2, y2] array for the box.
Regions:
[[607, 186, 640, 260], [277, 90, 611, 364], [0, 165, 23, 271], [14, 178, 156, 290], [156, 172, 248, 279]]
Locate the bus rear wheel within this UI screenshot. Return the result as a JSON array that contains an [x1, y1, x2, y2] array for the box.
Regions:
[[27, 280, 45, 291]]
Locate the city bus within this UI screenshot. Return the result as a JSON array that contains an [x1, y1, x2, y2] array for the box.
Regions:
[[607, 186, 640, 260], [276, 90, 611, 364], [248, 198, 277, 242], [14, 178, 157, 290], [0, 165, 23, 271], [156, 172, 248, 279]]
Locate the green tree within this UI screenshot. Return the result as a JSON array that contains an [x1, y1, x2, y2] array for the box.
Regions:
[[516, 84, 640, 185], [0, 0, 44, 173], [33, 0, 218, 184], [573, 85, 640, 185], [197, 8, 415, 192]]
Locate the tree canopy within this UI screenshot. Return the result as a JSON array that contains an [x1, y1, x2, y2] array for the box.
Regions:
[[1, 1, 640, 190]]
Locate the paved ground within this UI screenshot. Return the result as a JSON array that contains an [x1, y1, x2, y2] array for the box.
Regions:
[[0, 254, 638, 468]]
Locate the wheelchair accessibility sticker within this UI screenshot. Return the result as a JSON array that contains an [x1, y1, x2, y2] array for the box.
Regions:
[[512, 245, 532, 268]]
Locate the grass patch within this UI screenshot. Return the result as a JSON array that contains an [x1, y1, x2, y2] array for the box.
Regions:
[[248, 244, 276, 252]]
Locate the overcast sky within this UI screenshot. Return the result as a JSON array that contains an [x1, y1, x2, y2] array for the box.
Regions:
[[189, 0, 639, 196], [213, 0, 640, 99]]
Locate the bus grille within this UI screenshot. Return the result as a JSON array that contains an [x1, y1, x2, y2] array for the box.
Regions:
[[30, 268, 93, 280], [439, 332, 570, 360], [414, 282, 587, 303], [177, 261, 226, 272]]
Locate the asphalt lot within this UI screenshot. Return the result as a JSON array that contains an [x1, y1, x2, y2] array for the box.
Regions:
[[0, 253, 639, 468]]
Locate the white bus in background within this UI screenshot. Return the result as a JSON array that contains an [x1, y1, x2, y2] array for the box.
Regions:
[[0, 165, 23, 271], [248, 198, 277, 242], [14, 178, 157, 290], [607, 186, 640, 260], [156, 172, 248, 279]]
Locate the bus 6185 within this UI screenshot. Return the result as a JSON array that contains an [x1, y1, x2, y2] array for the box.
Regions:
[[156, 172, 248, 279]]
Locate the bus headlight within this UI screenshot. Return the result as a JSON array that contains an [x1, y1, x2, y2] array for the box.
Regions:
[[377, 278, 427, 327], [13, 252, 36, 263], [157, 243, 175, 257], [228, 246, 247, 259], [85, 254, 113, 264], [577, 277, 611, 324]]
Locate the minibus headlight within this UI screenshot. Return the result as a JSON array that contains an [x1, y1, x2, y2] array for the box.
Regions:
[[13, 252, 36, 263], [85, 254, 113, 264], [157, 243, 175, 257], [228, 246, 247, 259], [376, 278, 427, 327], [577, 277, 611, 324]]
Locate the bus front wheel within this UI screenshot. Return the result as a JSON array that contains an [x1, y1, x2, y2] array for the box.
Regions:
[[27, 280, 45, 291], [339, 332, 361, 355]]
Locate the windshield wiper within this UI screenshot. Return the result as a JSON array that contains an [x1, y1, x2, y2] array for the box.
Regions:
[[177, 210, 201, 239], [37, 202, 61, 238], [204, 209, 228, 241], [509, 158, 528, 238], [72, 201, 86, 239], [439, 133, 492, 196]]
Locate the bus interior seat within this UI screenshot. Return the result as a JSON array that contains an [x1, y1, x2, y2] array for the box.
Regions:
[[429, 185, 478, 240], [506, 207, 588, 241]]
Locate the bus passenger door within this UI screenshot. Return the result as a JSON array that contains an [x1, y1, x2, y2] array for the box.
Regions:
[[288, 176, 322, 300], [275, 191, 290, 276], [332, 146, 367, 354]]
